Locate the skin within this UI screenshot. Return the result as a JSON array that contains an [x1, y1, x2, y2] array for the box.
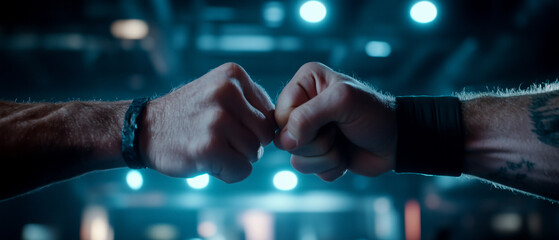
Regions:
[[1, 61, 558, 201], [462, 93, 559, 200], [0, 62, 276, 200], [275, 62, 559, 201], [139, 63, 276, 181], [274, 62, 397, 181]]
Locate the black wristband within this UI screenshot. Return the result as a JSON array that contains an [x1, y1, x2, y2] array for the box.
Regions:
[[395, 96, 464, 176], [121, 97, 151, 169]]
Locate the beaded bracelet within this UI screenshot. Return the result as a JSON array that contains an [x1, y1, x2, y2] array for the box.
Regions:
[[121, 97, 151, 169]]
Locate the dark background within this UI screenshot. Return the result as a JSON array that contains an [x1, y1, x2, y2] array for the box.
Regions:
[[1, 0, 558, 239]]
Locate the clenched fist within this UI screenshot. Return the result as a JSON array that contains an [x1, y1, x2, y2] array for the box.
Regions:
[[274, 62, 397, 181], [139, 63, 277, 183]]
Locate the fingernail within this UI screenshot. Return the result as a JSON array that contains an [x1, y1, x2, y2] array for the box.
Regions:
[[281, 129, 297, 150], [257, 145, 264, 160]]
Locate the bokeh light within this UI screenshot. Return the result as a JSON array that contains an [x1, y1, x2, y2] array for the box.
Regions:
[[197, 221, 217, 238], [126, 170, 143, 190], [110, 19, 149, 39], [410, 1, 438, 24], [273, 171, 298, 191], [299, 1, 327, 23], [365, 41, 392, 58], [186, 173, 210, 189], [263, 2, 285, 27]]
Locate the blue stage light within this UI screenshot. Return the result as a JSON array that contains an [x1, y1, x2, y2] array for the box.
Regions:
[[410, 1, 438, 24], [299, 1, 327, 23], [126, 170, 143, 190], [187, 173, 210, 189], [273, 171, 298, 191], [366, 41, 392, 58], [263, 2, 285, 27]]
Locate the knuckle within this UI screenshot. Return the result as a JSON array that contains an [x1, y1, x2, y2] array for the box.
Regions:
[[289, 139, 331, 157], [213, 78, 242, 99], [301, 62, 324, 71], [223, 162, 252, 183], [320, 174, 339, 182], [319, 168, 346, 182], [220, 62, 247, 80], [221, 177, 234, 184], [221, 62, 241, 73]]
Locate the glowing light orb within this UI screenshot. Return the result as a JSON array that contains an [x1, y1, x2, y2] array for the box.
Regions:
[[187, 173, 210, 189], [365, 41, 392, 58], [110, 19, 149, 39], [126, 170, 143, 190], [410, 1, 438, 24], [299, 1, 327, 23], [273, 171, 298, 191]]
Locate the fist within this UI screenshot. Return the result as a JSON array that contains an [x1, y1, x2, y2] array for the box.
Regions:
[[275, 62, 397, 181], [140, 63, 277, 183]]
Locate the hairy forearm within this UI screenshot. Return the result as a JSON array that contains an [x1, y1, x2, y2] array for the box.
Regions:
[[462, 89, 559, 201], [0, 100, 128, 199]]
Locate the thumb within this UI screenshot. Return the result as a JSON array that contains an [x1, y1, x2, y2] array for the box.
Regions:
[[275, 62, 338, 129], [277, 85, 346, 150]]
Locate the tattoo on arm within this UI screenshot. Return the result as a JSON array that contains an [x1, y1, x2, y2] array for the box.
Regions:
[[488, 158, 535, 184], [530, 91, 559, 147]]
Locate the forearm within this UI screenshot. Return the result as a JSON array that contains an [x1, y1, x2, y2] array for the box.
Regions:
[[462, 90, 559, 201], [0, 100, 129, 199]]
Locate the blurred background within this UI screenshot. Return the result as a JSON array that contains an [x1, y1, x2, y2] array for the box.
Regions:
[[1, 0, 559, 239]]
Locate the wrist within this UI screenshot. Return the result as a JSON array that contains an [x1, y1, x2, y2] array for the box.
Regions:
[[394, 96, 464, 176], [78, 100, 130, 171], [378, 94, 398, 171], [138, 97, 161, 169], [122, 98, 152, 169]]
